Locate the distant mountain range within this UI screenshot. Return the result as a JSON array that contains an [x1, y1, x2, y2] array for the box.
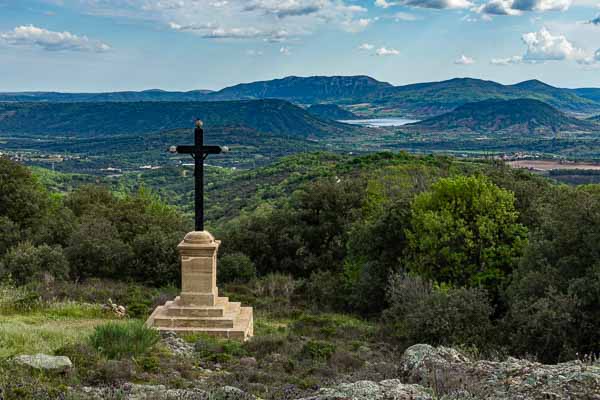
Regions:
[[0, 89, 214, 103], [4, 76, 600, 119], [407, 99, 599, 135], [0, 99, 352, 138]]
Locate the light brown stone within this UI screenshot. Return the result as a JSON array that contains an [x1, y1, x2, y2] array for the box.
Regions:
[[146, 231, 253, 341]]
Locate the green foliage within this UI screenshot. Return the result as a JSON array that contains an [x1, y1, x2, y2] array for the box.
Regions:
[[90, 320, 160, 360], [0, 157, 49, 234], [383, 274, 494, 349], [300, 340, 336, 361], [0, 242, 69, 285], [407, 175, 528, 289], [218, 253, 257, 284]]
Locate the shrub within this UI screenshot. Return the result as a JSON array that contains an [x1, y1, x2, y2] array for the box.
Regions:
[[300, 340, 336, 361], [0, 242, 69, 285], [504, 289, 579, 363], [383, 274, 494, 349], [303, 269, 348, 312], [90, 321, 160, 360], [218, 253, 257, 284]]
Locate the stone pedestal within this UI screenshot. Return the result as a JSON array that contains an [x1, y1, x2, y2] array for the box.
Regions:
[[146, 231, 253, 341]]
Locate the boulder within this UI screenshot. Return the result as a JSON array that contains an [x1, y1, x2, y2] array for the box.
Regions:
[[399, 344, 600, 399], [297, 379, 433, 400], [13, 354, 72, 372]]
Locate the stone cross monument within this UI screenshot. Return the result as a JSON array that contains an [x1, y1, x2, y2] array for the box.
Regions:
[[146, 120, 253, 341]]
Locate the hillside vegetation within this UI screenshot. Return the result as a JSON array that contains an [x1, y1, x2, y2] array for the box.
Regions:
[[0, 99, 352, 137], [2, 152, 600, 398], [408, 98, 599, 134]]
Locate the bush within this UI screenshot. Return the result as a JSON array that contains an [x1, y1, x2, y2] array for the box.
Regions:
[[300, 340, 336, 361], [0, 242, 69, 285], [218, 253, 257, 284], [383, 274, 494, 350], [90, 321, 160, 360], [504, 289, 579, 363], [304, 269, 347, 312]]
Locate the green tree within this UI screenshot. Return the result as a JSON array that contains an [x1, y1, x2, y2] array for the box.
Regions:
[[406, 175, 528, 289], [0, 242, 69, 285]]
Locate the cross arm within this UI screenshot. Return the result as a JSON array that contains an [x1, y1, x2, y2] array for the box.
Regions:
[[168, 145, 228, 155]]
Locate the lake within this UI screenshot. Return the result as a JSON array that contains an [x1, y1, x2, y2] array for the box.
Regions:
[[339, 118, 420, 127]]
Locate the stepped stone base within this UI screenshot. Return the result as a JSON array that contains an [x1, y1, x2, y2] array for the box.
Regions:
[[146, 231, 253, 342], [146, 295, 253, 341]]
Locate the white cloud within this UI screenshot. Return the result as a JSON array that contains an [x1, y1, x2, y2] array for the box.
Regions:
[[490, 55, 524, 65], [246, 49, 264, 56], [375, 46, 400, 55], [491, 27, 595, 66], [454, 54, 475, 64], [522, 27, 586, 62], [79, 0, 369, 40], [476, 0, 571, 16], [243, 0, 324, 18], [376, 0, 471, 8], [358, 43, 374, 50], [279, 46, 292, 55], [0, 24, 110, 52]]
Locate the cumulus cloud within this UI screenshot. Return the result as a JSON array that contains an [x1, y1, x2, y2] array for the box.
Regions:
[[375, 0, 471, 8], [522, 27, 586, 62], [476, 0, 571, 16], [358, 43, 374, 50], [491, 27, 594, 66], [0, 24, 110, 52], [454, 54, 475, 64]]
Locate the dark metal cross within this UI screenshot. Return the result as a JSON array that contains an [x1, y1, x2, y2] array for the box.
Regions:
[[169, 120, 228, 231]]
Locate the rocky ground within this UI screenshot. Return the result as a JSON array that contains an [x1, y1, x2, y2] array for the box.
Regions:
[[18, 339, 598, 400]]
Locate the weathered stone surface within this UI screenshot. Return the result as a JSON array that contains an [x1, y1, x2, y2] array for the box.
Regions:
[[400, 344, 600, 400], [161, 331, 195, 357], [13, 354, 72, 372], [210, 386, 257, 400], [298, 380, 433, 400], [75, 384, 257, 400]]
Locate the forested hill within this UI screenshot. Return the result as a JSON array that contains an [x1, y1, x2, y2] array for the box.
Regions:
[[363, 78, 600, 117], [0, 99, 351, 137], [306, 104, 359, 120], [210, 75, 392, 103], [407, 99, 599, 134]]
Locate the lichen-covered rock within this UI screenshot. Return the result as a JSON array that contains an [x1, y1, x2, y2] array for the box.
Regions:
[[209, 386, 257, 400], [161, 331, 195, 357], [74, 384, 258, 400], [400, 344, 600, 399], [297, 379, 433, 400], [13, 354, 72, 372]]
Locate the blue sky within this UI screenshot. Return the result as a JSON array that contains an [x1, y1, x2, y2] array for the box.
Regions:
[[1, 0, 600, 91]]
